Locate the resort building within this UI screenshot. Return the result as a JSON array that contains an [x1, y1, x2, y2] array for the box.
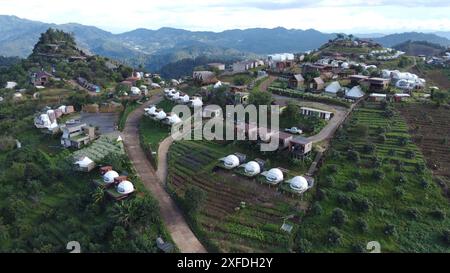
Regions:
[[60, 122, 96, 149], [301, 107, 333, 121]]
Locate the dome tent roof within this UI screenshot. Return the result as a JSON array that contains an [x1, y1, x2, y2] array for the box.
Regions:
[[145, 106, 157, 115], [103, 170, 119, 183], [222, 155, 240, 169], [165, 113, 182, 125], [179, 94, 190, 103], [190, 98, 203, 107], [266, 168, 283, 183], [131, 86, 141, 95], [244, 161, 261, 175], [117, 181, 134, 195], [155, 110, 167, 120], [289, 176, 309, 193]]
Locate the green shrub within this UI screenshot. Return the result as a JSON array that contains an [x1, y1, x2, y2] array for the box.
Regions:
[[373, 169, 385, 180], [327, 227, 343, 246], [311, 202, 323, 215], [442, 230, 450, 246], [347, 150, 360, 162], [331, 208, 348, 227], [431, 209, 446, 221], [363, 143, 376, 154], [356, 218, 369, 233], [407, 208, 420, 220], [352, 197, 372, 213], [384, 223, 397, 236], [337, 193, 351, 206], [346, 180, 359, 192], [0, 135, 16, 152], [295, 238, 312, 253]]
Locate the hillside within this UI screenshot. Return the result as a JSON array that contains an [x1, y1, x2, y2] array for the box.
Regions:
[[2, 15, 450, 74], [0, 16, 337, 71], [0, 28, 133, 90], [0, 29, 169, 252], [393, 41, 446, 57], [372, 32, 450, 47]]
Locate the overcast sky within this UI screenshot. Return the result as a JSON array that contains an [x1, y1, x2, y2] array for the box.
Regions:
[[1, 0, 449, 33]]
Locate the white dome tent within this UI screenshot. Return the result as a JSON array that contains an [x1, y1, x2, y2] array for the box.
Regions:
[[243, 161, 261, 176], [144, 105, 157, 116], [288, 176, 309, 194], [190, 97, 203, 108], [154, 110, 167, 120], [214, 81, 223, 89], [178, 94, 190, 104], [170, 91, 180, 101], [262, 168, 284, 184], [164, 113, 182, 125], [220, 155, 240, 169], [131, 86, 141, 95], [103, 170, 119, 184], [117, 181, 135, 195]]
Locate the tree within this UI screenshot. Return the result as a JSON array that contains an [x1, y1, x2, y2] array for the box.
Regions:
[[327, 227, 343, 246], [248, 90, 273, 106], [184, 186, 207, 215], [384, 223, 396, 236], [295, 239, 312, 253], [233, 75, 247, 86], [356, 218, 369, 233], [312, 202, 323, 215], [346, 180, 359, 192], [111, 226, 128, 252], [442, 230, 450, 246], [363, 143, 376, 154], [347, 150, 360, 162], [353, 124, 368, 138], [92, 187, 105, 205], [331, 208, 348, 227], [303, 71, 320, 82], [431, 90, 448, 106], [0, 136, 16, 152]]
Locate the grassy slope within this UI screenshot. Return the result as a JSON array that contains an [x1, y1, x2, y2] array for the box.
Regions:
[[167, 140, 311, 252], [299, 102, 450, 252]]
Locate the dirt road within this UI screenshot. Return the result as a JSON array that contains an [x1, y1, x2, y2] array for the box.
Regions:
[[122, 94, 206, 253]]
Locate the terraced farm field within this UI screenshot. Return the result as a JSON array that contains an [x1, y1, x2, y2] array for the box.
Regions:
[[298, 102, 450, 252], [396, 103, 450, 179], [167, 140, 308, 253], [72, 135, 124, 162]]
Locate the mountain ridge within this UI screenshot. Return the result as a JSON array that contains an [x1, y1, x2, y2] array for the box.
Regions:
[[1, 15, 449, 72]]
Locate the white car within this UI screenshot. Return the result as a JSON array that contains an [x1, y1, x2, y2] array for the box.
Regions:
[[285, 127, 303, 134]]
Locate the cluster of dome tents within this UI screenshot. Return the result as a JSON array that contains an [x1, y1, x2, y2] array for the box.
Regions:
[[144, 105, 182, 125], [218, 154, 313, 195], [381, 69, 426, 90], [163, 88, 203, 107], [96, 167, 135, 199]]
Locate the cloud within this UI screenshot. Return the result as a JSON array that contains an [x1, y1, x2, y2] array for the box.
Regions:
[[0, 0, 449, 33], [210, 0, 450, 10]]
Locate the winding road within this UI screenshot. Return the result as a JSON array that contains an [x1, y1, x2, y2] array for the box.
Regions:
[[122, 94, 206, 253]]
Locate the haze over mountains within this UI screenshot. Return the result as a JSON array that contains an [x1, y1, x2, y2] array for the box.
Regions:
[[1, 15, 449, 72]]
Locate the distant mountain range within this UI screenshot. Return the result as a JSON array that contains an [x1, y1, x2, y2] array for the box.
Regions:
[[1, 15, 449, 73], [393, 41, 447, 57], [370, 32, 450, 48]]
